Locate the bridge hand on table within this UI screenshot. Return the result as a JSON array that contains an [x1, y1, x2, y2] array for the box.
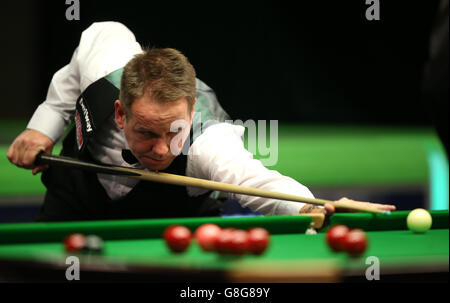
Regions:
[[323, 197, 397, 215], [301, 197, 396, 216]]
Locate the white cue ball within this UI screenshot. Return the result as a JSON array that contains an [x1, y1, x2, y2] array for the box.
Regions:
[[407, 208, 432, 233]]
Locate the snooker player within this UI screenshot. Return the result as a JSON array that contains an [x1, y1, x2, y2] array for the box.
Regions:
[[7, 22, 395, 221]]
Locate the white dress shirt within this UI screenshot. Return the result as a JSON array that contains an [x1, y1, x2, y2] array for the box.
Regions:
[[27, 22, 314, 215]]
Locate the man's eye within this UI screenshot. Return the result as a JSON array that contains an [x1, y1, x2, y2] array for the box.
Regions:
[[140, 131, 156, 137]]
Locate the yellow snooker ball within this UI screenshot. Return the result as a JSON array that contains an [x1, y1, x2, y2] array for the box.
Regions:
[[407, 208, 432, 233]]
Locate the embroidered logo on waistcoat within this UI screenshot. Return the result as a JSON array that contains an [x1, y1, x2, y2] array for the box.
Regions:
[[75, 110, 83, 150], [79, 98, 93, 133]]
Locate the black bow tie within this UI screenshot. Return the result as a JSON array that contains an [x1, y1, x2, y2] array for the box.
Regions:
[[121, 149, 139, 165]]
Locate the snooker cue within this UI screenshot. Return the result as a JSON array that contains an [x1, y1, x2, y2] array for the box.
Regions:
[[35, 153, 389, 215]]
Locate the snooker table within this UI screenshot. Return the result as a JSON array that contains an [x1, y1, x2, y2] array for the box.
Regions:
[[0, 210, 448, 282]]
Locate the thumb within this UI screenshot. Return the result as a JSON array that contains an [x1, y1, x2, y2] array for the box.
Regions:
[[32, 165, 48, 175], [324, 203, 335, 215], [32, 167, 40, 175]]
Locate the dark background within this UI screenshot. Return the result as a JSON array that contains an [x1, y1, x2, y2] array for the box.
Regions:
[[1, 0, 445, 127]]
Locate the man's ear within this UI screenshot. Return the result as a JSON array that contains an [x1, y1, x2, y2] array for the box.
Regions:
[[115, 100, 126, 129]]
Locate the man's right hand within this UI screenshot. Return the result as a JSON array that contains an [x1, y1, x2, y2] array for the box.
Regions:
[[7, 129, 54, 175]]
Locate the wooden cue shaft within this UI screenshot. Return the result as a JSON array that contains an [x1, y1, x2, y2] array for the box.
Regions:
[[118, 167, 387, 214], [36, 154, 387, 214]]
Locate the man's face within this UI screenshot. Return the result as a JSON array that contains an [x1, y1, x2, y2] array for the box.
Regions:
[[115, 93, 195, 170]]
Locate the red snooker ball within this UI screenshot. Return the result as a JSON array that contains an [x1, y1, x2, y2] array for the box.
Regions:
[[64, 233, 86, 252], [163, 225, 192, 253], [344, 229, 368, 257], [247, 227, 270, 255], [215, 228, 236, 254], [194, 223, 222, 252], [228, 229, 250, 255], [326, 225, 350, 252]]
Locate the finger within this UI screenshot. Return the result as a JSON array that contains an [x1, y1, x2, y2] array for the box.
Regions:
[[383, 204, 396, 210], [23, 147, 41, 169], [339, 197, 351, 203], [27, 145, 46, 168], [16, 139, 28, 167], [8, 141, 22, 166], [6, 143, 14, 162], [324, 203, 335, 215], [370, 203, 396, 211], [334, 201, 356, 213]]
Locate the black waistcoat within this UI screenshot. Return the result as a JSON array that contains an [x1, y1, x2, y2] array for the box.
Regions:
[[36, 70, 227, 222]]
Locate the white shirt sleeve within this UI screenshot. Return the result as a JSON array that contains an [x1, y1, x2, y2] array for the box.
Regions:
[[186, 123, 315, 215], [26, 22, 142, 143]]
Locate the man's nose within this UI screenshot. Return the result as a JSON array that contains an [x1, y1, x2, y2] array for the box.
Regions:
[[151, 139, 169, 157]]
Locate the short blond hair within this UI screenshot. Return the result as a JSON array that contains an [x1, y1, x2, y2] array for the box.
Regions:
[[119, 48, 196, 116]]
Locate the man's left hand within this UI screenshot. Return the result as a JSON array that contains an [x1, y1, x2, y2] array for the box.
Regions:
[[323, 197, 396, 215]]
